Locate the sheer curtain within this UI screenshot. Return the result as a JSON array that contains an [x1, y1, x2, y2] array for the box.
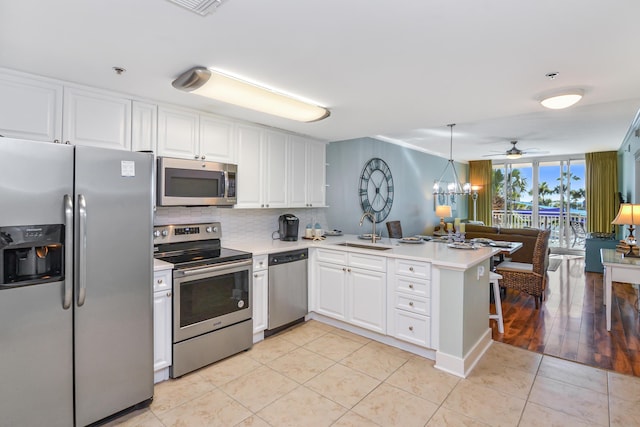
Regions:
[[469, 160, 493, 225], [585, 151, 618, 233]]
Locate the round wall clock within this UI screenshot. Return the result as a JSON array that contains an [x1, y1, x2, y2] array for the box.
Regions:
[[359, 158, 394, 223]]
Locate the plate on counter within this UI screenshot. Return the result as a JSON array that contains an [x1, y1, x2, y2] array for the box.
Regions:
[[490, 241, 512, 248], [447, 242, 477, 250], [324, 229, 343, 236], [399, 236, 424, 244], [358, 234, 382, 240], [471, 238, 494, 244]]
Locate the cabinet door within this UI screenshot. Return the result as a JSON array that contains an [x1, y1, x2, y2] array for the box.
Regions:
[[131, 101, 157, 152], [236, 125, 263, 208], [153, 290, 172, 371], [263, 131, 288, 208], [306, 141, 326, 207], [348, 268, 386, 333], [288, 136, 308, 207], [252, 269, 268, 333], [63, 87, 131, 150], [200, 114, 236, 163], [157, 106, 199, 159], [316, 262, 347, 321], [0, 71, 63, 142]]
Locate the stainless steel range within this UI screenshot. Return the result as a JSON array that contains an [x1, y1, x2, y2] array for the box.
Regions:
[[153, 222, 253, 378]]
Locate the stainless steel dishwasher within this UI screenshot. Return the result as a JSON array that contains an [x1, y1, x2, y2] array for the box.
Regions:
[[266, 249, 308, 335]]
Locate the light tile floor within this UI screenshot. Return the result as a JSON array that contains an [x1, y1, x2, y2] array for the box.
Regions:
[[109, 320, 640, 426]]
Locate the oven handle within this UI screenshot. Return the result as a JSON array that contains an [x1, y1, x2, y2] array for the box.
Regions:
[[174, 259, 252, 277]]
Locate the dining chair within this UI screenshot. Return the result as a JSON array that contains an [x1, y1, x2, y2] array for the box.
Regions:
[[385, 221, 403, 238], [495, 228, 551, 309]]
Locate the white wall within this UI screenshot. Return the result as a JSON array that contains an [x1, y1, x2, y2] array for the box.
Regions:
[[325, 137, 469, 237]]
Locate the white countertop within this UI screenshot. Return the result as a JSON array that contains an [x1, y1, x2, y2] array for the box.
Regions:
[[153, 258, 173, 271], [223, 234, 500, 270]]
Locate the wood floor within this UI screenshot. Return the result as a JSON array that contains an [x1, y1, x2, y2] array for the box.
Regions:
[[491, 255, 640, 376]]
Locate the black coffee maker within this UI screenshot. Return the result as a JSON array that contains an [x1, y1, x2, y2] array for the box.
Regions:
[[277, 214, 299, 241]]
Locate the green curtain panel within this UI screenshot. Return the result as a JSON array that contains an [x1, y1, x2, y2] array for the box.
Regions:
[[585, 151, 618, 233], [469, 160, 493, 224]]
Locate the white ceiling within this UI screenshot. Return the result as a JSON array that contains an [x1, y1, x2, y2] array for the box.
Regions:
[[2, 0, 640, 161]]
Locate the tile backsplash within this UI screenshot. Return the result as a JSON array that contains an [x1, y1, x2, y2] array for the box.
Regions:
[[155, 207, 328, 241]]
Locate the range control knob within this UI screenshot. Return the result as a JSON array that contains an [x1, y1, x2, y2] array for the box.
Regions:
[[161, 230, 168, 237], [153, 230, 161, 238], [206, 226, 213, 233]]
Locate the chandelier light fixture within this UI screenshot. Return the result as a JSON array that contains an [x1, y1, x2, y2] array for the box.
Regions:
[[172, 66, 330, 122], [433, 124, 473, 200]]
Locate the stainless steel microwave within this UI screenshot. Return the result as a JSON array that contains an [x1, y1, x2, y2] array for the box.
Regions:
[[157, 157, 237, 207]]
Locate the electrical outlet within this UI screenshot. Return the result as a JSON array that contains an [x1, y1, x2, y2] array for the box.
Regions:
[[477, 265, 485, 280]]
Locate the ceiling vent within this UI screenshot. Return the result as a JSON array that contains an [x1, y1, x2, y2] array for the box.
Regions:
[[166, 0, 228, 16]]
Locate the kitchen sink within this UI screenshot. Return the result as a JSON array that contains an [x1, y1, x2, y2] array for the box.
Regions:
[[334, 242, 393, 251]]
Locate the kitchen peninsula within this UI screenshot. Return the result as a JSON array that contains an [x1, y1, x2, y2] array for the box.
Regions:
[[225, 235, 500, 378]]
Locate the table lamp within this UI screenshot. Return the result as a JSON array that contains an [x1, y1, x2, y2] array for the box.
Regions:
[[435, 205, 452, 231], [611, 203, 640, 257]]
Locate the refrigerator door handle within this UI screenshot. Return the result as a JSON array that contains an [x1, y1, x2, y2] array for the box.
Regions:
[[63, 194, 73, 310], [77, 194, 87, 307]]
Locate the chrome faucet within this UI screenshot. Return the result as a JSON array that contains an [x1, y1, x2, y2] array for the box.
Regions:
[[359, 211, 378, 243]]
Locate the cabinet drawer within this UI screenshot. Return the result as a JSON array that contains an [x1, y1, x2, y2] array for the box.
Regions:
[[394, 310, 430, 347], [153, 269, 172, 293], [395, 259, 431, 279], [253, 254, 268, 271], [316, 248, 348, 265], [395, 277, 430, 298], [348, 252, 386, 272], [395, 293, 430, 316]]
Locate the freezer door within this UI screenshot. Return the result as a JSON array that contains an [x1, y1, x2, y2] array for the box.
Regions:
[[0, 138, 74, 427], [74, 146, 154, 426]]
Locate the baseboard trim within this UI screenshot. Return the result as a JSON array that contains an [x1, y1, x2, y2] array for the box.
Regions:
[[434, 328, 492, 378]]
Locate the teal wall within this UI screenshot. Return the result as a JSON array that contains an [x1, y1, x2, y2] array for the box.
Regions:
[[326, 137, 469, 236]]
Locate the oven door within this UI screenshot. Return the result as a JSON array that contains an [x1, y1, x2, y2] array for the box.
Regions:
[[172, 259, 252, 343]]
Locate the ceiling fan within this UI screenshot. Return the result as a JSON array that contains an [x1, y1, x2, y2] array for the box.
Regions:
[[483, 141, 549, 159]]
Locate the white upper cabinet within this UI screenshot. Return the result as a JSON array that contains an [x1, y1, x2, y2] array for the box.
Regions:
[[289, 136, 327, 208], [157, 107, 237, 163], [236, 125, 263, 207], [0, 71, 63, 142], [263, 131, 288, 208], [63, 87, 132, 150], [131, 101, 157, 152], [236, 125, 288, 208], [306, 141, 327, 207], [199, 113, 236, 163], [157, 106, 199, 158]]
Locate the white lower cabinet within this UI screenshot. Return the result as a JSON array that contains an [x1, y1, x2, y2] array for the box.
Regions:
[[315, 249, 386, 334], [153, 268, 172, 383], [252, 255, 268, 335], [388, 259, 432, 347]]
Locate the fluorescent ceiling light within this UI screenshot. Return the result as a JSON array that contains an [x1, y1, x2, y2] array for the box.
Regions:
[[172, 67, 330, 122], [540, 91, 583, 110]]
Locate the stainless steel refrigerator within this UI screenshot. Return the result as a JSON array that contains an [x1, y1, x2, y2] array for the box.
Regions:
[[0, 138, 154, 426]]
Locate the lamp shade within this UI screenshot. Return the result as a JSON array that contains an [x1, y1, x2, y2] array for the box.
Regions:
[[612, 204, 640, 225], [172, 67, 330, 122], [435, 205, 452, 218]]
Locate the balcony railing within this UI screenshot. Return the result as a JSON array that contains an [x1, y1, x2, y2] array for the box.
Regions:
[[491, 210, 587, 249]]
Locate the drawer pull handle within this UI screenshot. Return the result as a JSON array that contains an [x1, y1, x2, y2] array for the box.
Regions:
[[254, 274, 258, 278], [409, 301, 414, 307], [409, 284, 414, 289], [166, 291, 172, 297], [343, 267, 347, 272], [409, 267, 414, 272], [409, 326, 414, 331], [347, 268, 352, 273], [157, 279, 163, 284]]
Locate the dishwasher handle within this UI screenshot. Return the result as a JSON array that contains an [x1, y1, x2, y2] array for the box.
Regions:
[[268, 249, 308, 266]]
